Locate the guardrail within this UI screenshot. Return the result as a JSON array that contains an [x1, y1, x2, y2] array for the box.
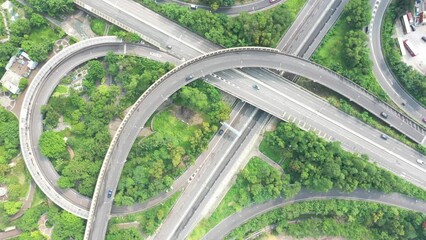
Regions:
[[83, 46, 426, 239], [20, 37, 123, 219], [74, 0, 162, 49]]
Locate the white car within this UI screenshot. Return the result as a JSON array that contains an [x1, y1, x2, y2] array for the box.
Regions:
[[416, 159, 425, 165]]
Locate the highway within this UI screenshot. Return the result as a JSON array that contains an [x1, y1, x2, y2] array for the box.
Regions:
[[73, 0, 426, 141], [83, 46, 426, 240], [369, 0, 426, 125], [19, 37, 182, 219], [19, 0, 422, 237], [203, 189, 426, 239], [154, 105, 265, 240]]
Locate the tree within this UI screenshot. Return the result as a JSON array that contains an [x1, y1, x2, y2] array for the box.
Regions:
[[50, 211, 85, 239], [3, 201, 23, 215], [39, 131, 69, 160], [28, 0, 74, 17], [21, 41, 51, 62], [9, 19, 31, 36], [85, 60, 105, 84], [19, 78, 29, 91], [29, 13, 47, 28], [344, 0, 371, 29]]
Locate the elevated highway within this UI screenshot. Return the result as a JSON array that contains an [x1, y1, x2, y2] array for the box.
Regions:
[[83, 46, 426, 239], [203, 189, 426, 239], [19, 37, 182, 219]]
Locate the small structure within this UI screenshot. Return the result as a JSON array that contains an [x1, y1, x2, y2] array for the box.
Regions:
[[1, 1, 19, 22], [0, 186, 7, 201], [0, 50, 38, 94]]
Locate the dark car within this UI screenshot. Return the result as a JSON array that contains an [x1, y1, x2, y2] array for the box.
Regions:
[[380, 134, 388, 140], [186, 75, 194, 81], [218, 129, 224, 135], [107, 190, 113, 198], [380, 112, 388, 119], [422, 36, 426, 42], [253, 84, 260, 90], [410, 24, 416, 31]]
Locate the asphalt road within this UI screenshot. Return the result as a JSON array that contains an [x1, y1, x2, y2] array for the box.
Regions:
[[154, 105, 261, 240], [368, 0, 426, 126], [85, 47, 426, 240], [203, 188, 426, 239], [20, 37, 182, 219]]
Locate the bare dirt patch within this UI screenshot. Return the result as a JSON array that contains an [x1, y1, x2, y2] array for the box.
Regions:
[[173, 105, 203, 125]]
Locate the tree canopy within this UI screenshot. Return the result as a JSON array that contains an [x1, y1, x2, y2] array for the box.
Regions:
[[28, 0, 74, 17]]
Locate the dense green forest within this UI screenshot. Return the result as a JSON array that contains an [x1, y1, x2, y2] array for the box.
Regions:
[[227, 200, 426, 240], [261, 122, 426, 199], [139, 0, 304, 47]]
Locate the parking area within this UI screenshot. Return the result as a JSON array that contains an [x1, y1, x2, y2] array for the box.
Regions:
[[394, 11, 426, 75]]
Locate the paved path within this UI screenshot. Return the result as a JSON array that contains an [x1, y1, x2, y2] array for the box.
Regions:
[[203, 189, 426, 239], [10, 180, 36, 221], [0, 229, 22, 239]]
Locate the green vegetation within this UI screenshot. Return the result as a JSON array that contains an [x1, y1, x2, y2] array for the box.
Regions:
[[106, 227, 142, 240], [90, 18, 107, 36], [16, 203, 85, 240], [39, 131, 68, 161], [27, 0, 74, 17], [89, 17, 141, 42], [190, 157, 297, 239], [109, 191, 180, 237], [312, 0, 388, 100], [226, 200, 426, 240], [116, 80, 230, 205], [0, 108, 30, 230], [0, 107, 19, 163], [382, 0, 426, 106], [0, 13, 6, 39], [261, 122, 426, 200], [40, 55, 173, 196], [140, 0, 305, 47], [6, 3, 65, 64]]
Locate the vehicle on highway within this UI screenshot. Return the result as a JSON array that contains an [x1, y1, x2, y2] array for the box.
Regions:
[[417, 159, 425, 165], [186, 75, 194, 81], [380, 134, 388, 140], [218, 129, 224, 135], [107, 190, 113, 198], [190, 4, 197, 9], [269, 0, 278, 3], [380, 112, 388, 119], [253, 84, 260, 90], [423, 117, 426, 123], [167, 45, 172, 49], [422, 36, 426, 42]]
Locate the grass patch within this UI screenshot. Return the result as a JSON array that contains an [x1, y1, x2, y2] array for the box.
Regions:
[[152, 109, 200, 150], [27, 27, 60, 45], [259, 135, 281, 162], [90, 18, 107, 36], [285, 0, 307, 16], [0, 146, 5, 164], [52, 85, 68, 97], [31, 187, 47, 207], [313, 20, 349, 68], [109, 191, 181, 236]]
